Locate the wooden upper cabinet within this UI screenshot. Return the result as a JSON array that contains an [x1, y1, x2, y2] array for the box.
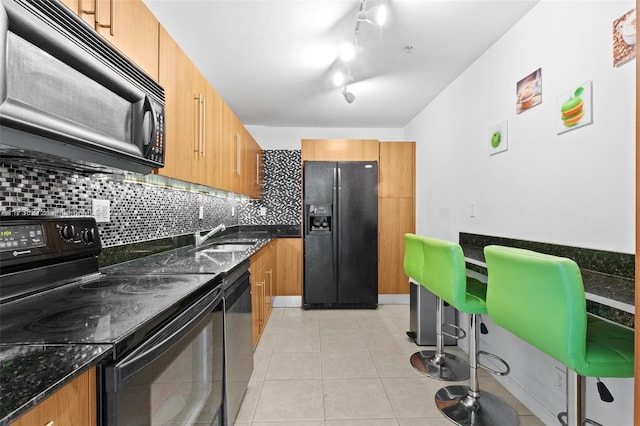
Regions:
[[89, 0, 160, 80], [157, 26, 196, 182], [219, 102, 245, 194], [11, 367, 96, 426], [378, 142, 416, 198], [301, 139, 379, 162], [244, 130, 263, 199], [158, 26, 223, 187], [202, 84, 222, 189]]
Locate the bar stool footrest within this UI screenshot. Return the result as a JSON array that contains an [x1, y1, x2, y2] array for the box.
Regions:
[[557, 412, 604, 426], [442, 322, 467, 341], [477, 350, 510, 376]]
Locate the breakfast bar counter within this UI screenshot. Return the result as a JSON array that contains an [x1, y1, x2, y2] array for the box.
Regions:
[[459, 232, 635, 327]]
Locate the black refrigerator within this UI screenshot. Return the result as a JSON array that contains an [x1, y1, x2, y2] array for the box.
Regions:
[[303, 161, 378, 309]]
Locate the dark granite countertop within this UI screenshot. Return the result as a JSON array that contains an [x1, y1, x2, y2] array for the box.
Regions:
[[0, 228, 281, 425], [99, 225, 294, 268], [0, 344, 112, 425], [102, 232, 271, 275], [459, 232, 635, 327]]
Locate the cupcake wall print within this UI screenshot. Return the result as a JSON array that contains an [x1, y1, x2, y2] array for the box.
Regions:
[[557, 81, 593, 135]]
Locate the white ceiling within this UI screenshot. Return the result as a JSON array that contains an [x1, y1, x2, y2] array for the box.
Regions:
[[144, 0, 539, 128]]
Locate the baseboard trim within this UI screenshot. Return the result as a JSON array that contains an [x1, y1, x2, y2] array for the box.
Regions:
[[272, 295, 410, 307], [378, 294, 409, 304], [272, 296, 302, 307]]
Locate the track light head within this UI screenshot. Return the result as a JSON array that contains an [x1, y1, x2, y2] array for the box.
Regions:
[[342, 88, 355, 104], [356, 4, 387, 26]]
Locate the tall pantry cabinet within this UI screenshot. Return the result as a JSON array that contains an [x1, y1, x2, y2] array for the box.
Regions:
[[378, 142, 416, 295]]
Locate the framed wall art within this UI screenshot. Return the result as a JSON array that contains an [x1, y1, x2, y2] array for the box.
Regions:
[[557, 81, 593, 134], [516, 68, 542, 114], [489, 121, 508, 155], [613, 8, 636, 67]]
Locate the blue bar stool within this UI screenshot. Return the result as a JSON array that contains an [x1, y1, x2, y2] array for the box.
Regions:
[[484, 245, 634, 426], [415, 237, 517, 425], [404, 234, 469, 381]]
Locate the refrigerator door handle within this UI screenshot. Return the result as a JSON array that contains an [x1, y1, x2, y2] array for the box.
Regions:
[[333, 166, 339, 288]]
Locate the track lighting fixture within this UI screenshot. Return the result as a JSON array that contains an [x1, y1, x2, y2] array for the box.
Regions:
[[331, 0, 387, 103], [356, 3, 387, 26]]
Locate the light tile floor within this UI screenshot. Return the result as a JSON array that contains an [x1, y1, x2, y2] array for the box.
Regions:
[[235, 305, 544, 425]]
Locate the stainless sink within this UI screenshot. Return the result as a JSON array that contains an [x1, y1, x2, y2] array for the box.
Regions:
[[199, 241, 256, 253]]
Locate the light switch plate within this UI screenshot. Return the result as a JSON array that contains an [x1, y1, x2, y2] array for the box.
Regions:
[[92, 199, 110, 223]]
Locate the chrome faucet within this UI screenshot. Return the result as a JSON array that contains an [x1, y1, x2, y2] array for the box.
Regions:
[[194, 224, 226, 248]]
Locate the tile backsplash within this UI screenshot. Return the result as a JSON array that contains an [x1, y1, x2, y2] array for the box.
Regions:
[[243, 150, 302, 226], [0, 150, 302, 247]]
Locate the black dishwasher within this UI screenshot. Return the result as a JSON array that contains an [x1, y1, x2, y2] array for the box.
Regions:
[[223, 260, 253, 426]]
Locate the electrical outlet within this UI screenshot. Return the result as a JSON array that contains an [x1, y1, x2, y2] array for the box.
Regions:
[[199, 206, 204, 220], [259, 207, 267, 216], [470, 202, 477, 218], [231, 206, 236, 217], [554, 366, 565, 389], [92, 199, 110, 223]]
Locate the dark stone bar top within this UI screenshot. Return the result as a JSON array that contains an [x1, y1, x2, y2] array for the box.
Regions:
[[460, 232, 635, 328], [0, 344, 112, 425]]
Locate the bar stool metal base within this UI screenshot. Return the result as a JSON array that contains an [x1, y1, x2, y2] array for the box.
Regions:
[[410, 350, 470, 381], [435, 385, 519, 426]]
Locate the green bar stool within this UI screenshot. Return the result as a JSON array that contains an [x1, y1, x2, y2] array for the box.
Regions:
[[404, 234, 469, 381], [483, 245, 634, 426], [417, 237, 517, 425]]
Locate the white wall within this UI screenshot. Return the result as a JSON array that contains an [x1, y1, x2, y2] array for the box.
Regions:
[[404, 1, 635, 424], [405, 0, 636, 254], [245, 125, 403, 150]]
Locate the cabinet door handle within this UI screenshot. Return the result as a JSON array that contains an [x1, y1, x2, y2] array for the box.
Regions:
[[95, 0, 115, 36], [235, 133, 241, 176], [44, 421, 54, 426], [79, 0, 96, 15], [257, 281, 264, 328], [255, 153, 260, 184], [201, 95, 206, 157], [193, 95, 201, 154]]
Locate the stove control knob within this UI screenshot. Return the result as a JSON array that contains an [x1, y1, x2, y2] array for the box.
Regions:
[[81, 228, 96, 244], [61, 224, 75, 240]]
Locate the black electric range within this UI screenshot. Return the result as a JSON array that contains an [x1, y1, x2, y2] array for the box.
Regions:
[[0, 216, 219, 358]]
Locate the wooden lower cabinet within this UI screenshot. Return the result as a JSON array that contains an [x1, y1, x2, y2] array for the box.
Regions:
[[274, 238, 302, 296], [250, 241, 276, 347], [378, 197, 415, 294], [11, 367, 96, 426]]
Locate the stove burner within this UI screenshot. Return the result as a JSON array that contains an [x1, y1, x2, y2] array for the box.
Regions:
[[26, 301, 145, 337], [28, 304, 113, 335], [117, 281, 180, 294]]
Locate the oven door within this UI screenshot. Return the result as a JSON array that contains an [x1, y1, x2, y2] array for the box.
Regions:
[[103, 284, 224, 426]]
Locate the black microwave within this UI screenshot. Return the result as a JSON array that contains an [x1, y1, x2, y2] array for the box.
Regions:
[[0, 0, 165, 174]]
